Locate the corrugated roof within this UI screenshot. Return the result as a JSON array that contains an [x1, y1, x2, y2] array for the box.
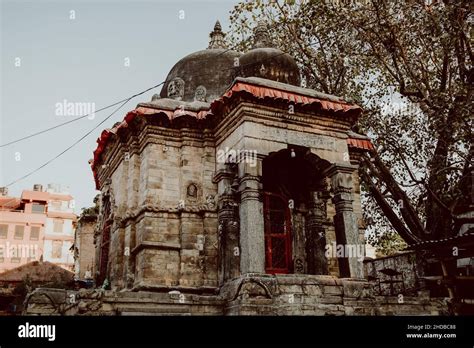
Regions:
[[347, 137, 374, 151], [210, 77, 363, 114]]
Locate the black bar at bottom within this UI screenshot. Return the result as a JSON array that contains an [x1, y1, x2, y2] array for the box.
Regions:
[[0, 316, 472, 346]]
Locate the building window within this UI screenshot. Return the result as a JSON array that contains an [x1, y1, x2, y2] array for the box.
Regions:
[[51, 200, 61, 210], [53, 219, 64, 233], [0, 225, 8, 239], [52, 240, 63, 258], [14, 225, 25, 240], [11, 257, 21, 263], [30, 226, 40, 241], [0, 257, 4, 263], [31, 203, 45, 214]]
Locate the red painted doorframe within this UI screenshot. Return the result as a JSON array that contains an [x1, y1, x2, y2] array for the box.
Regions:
[[263, 191, 292, 274]]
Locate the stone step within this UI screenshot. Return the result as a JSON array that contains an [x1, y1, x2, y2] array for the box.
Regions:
[[115, 304, 191, 315], [121, 311, 191, 316]]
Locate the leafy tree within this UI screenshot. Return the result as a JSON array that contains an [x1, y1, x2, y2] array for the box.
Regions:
[[369, 230, 408, 257], [228, 0, 472, 251], [80, 194, 100, 218]]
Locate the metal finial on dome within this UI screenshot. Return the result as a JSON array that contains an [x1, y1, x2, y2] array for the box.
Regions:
[[253, 21, 272, 48], [208, 20, 227, 49]]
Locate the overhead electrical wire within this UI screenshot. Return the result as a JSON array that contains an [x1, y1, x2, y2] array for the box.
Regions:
[[4, 97, 136, 187], [0, 82, 165, 148], [0, 46, 307, 148]]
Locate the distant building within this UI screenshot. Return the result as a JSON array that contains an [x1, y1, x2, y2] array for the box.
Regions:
[[0, 184, 76, 273]]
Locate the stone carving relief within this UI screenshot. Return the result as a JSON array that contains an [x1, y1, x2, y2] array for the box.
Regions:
[[101, 179, 116, 216], [206, 194, 216, 209], [330, 171, 353, 194], [167, 77, 185, 100], [194, 85, 207, 102], [186, 183, 198, 198], [234, 279, 273, 300], [295, 258, 304, 273]]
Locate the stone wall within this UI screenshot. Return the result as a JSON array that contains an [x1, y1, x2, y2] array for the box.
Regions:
[[24, 274, 448, 316], [74, 217, 96, 279], [364, 251, 426, 296], [97, 125, 219, 292], [220, 274, 447, 315]]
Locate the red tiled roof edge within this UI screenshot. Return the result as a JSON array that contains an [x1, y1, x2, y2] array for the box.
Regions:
[[91, 81, 365, 189], [347, 137, 374, 151], [91, 107, 211, 189], [210, 81, 363, 115]]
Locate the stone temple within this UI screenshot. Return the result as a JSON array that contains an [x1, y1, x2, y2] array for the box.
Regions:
[[26, 22, 447, 315]]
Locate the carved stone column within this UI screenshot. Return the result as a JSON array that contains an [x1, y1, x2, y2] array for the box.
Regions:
[[213, 168, 240, 285], [238, 160, 265, 274], [325, 164, 364, 278], [306, 190, 329, 275]]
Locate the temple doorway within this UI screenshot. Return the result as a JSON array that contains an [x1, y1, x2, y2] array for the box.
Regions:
[[262, 146, 331, 275], [263, 192, 292, 274]]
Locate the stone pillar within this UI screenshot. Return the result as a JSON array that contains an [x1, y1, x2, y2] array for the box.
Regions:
[[306, 190, 329, 275], [325, 164, 364, 278], [213, 168, 240, 284], [125, 149, 139, 289], [238, 160, 265, 274], [292, 209, 307, 274]]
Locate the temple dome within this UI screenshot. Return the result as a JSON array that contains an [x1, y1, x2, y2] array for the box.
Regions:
[[238, 47, 301, 86], [159, 21, 241, 102], [238, 22, 301, 86], [159, 21, 300, 103]]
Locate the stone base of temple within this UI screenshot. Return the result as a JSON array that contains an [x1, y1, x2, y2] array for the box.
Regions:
[[24, 274, 449, 316]]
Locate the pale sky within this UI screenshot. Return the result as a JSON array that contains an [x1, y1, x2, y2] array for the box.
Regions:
[[1, 0, 239, 211]]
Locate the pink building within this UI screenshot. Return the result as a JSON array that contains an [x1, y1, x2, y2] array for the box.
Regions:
[[0, 185, 77, 273]]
